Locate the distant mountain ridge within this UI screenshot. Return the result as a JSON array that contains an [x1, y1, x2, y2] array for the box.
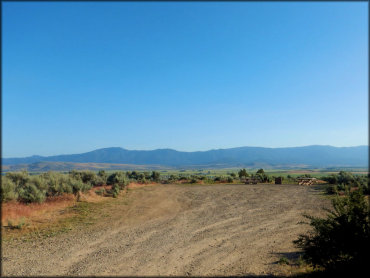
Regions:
[[2, 145, 368, 168]]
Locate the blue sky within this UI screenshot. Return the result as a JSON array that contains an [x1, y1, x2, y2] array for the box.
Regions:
[[2, 2, 368, 157]]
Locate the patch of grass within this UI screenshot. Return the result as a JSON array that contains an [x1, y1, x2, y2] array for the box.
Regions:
[[278, 257, 290, 265], [95, 188, 106, 196], [2, 191, 129, 242]]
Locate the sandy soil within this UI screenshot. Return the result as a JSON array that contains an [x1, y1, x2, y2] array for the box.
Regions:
[[2, 183, 330, 276]]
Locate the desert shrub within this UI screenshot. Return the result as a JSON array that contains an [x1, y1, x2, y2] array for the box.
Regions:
[[294, 189, 370, 273], [144, 171, 151, 179], [1, 176, 18, 201], [41, 172, 65, 196], [79, 171, 98, 185], [127, 171, 139, 180], [18, 183, 46, 203], [107, 171, 129, 189], [227, 177, 233, 183], [68, 178, 90, 195], [111, 184, 120, 198], [169, 174, 178, 182], [29, 175, 48, 191], [69, 170, 83, 181], [57, 175, 74, 194], [137, 173, 146, 183], [6, 171, 29, 188], [92, 175, 106, 187], [97, 170, 108, 184], [322, 172, 369, 195], [43, 174, 75, 196], [68, 170, 101, 186]]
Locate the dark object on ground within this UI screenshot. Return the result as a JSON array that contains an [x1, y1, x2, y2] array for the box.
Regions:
[[245, 178, 258, 184], [275, 177, 282, 184]]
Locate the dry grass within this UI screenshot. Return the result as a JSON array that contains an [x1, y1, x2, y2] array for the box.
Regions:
[[2, 194, 76, 226], [127, 182, 158, 189], [1, 187, 113, 229]]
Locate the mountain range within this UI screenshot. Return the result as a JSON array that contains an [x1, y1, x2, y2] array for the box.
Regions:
[[2, 145, 368, 171]]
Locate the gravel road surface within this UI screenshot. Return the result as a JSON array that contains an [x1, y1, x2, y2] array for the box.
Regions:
[[2, 184, 330, 276]]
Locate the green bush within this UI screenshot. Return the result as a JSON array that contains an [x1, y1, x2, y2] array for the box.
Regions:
[[1, 177, 18, 201], [18, 183, 46, 203], [80, 171, 98, 184], [1, 170, 131, 204], [6, 171, 29, 188], [294, 189, 370, 273], [97, 170, 108, 184], [69, 170, 100, 186], [69, 178, 91, 194], [107, 171, 129, 189], [111, 184, 120, 198], [93, 175, 106, 186], [322, 172, 369, 195]]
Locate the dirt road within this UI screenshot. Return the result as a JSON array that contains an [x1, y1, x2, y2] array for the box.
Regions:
[[2, 184, 330, 276]]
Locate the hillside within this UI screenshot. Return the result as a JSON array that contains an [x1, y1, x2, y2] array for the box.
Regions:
[[2, 145, 368, 171]]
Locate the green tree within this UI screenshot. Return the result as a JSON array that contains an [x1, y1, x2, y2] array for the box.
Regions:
[[151, 171, 160, 182], [238, 169, 248, 178]]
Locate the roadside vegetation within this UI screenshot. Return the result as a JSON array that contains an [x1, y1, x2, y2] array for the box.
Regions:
[[1, 170, 132, 203], [2, 169, 368, 204], [321, 171, 369, 195], [293, 189, 370, 276]]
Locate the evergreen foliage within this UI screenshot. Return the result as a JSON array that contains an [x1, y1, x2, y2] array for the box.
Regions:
[[294, 189, 370, 273]]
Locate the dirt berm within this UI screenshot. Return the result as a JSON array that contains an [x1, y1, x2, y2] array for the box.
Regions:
[[2, 183, 330, 276]]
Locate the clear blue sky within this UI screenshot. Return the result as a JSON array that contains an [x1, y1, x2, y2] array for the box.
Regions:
[[2, 1, 368, 157]]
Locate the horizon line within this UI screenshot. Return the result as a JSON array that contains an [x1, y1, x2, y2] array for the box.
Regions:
[[3, 144, 368, 159]]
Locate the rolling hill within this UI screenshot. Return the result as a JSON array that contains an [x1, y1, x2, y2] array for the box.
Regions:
[[2, 145, 368, 171]]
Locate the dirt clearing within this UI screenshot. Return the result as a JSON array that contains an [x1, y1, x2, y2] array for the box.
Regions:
[[2, 184, 330, 276]]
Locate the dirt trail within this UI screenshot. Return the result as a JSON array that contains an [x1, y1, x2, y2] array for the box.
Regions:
[[2, 184, 330, 276]]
